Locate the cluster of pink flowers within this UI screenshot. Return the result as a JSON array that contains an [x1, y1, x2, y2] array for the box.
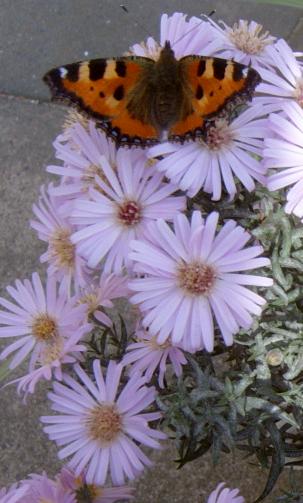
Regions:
[[2, 9, 303, 501]]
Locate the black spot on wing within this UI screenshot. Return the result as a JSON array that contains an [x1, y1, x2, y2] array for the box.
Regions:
[[195, 84, 203, 100], [115, 61, 127, 77], [213, 59, 227, 80], [197, 59, 206, 76], [89, 60, 106, 80], [65, 64, 79, 82], [99, 91, 105, 98], [113, 85, 124, 101], [233, 63, 244, 82]]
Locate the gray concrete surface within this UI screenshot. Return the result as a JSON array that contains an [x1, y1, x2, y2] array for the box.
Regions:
[[0, 1, 303, 501]]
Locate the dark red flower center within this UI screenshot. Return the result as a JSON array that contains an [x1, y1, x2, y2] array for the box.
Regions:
[[117, 200, 141, 226]]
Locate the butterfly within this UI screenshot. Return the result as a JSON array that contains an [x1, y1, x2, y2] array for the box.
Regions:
[[43, 41, 261, 148]]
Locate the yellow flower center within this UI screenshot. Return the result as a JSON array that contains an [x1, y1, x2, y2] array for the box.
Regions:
[[178, 261, 216, 296], [49, 228, 75, 269], [294, 78, 303, 108], [86, 404, 122, 445], [31, 314, 58, 342], [63, 109, 89, 132], [39, 337, 64, 365], [146, 335, 171, 350], [228, 21, 273, 55]]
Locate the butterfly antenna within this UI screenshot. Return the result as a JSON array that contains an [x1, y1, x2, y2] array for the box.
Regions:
[[120, 4, 153, 40], [171, 10, 216, 49]]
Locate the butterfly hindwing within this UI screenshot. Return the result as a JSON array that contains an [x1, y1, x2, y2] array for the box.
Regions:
[[169, 55, 261, 140], [44, 57, 159, 146]]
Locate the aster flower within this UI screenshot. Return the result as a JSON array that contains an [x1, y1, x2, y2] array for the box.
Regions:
[[130, 12, 220, 60], [77, 272, 129, 326], [0, 273, 89, 379], [31, 184, 89, 295], [59, 466, 134, 502], [265, 101, 303, 218], [122, 327, 187, 388], [21, 473, 75, 503], [47, 121, 119, 199], [148, 105, 267, 200], [208, 18, 276, 69], [0, 484, 29, 503], [207, 483, 244, 503], [11, 324, 89, 395], [41, 360, 166, 485], [255, 39, 303, 110], [129, 211, 273, 352], [70, 149, 186, 272]]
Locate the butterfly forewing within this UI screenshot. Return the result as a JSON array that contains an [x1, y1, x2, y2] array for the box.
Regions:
[[169, 55, 261, 141], [44, 57, 159, 146]]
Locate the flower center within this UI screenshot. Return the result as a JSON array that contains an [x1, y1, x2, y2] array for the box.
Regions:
[[39, 337, 64, 365], [76, 483, 101, 503], [294, 78, 303, 107], [31, 314, 58, 342], [78, 289, 99, 316], [128, 40, 162, 60], [228, 20, 273, 55], [49, 228, 75, 268], [117, 200, 141, 226], [146, 335, 171, 351], [203, 119, 233, 150], [178, 261, 216, 296], [63, 109, 89, 133], [87, 404, 122, 445]]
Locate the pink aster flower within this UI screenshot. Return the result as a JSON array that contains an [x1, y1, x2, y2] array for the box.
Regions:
[[265, 101, 303, 218], [77, 272, 129, 326], [0, 272, 89, 379], [59, 466, 134, 502], [207, 18, 276, 69], [129, 211, 273, 352], [122, 327, 187, 388], [0, 484, 29, 503], [11, 324, 89, 395], [207, 483, 244, 503], [31, 184, 89, 295], [130, 12, 220, 60], [21, 473, 74, 503], [41, 360, 166, 485], [70, 149, 186, 272], [47, 121, 121, 200], [255, 39, 303, 110], [148, 105, 267, 200]]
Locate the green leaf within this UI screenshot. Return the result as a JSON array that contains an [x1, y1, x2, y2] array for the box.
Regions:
[[0, 359, 11, 382], [255, 421, 285, 502], [254, 0, 303, 7]]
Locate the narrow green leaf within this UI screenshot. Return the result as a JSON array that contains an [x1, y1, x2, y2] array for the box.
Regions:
[[0, 359, 11, 382]]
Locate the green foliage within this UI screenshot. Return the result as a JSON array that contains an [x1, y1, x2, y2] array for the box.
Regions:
[[160, 187, 303, 501]]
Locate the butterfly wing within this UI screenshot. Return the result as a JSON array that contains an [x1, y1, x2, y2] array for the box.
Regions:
[[169, 56, 261, 140], [43, 57, 159, 146]]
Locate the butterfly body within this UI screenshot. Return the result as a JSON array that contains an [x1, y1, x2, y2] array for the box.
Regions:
[[44, 41, 261, 147]]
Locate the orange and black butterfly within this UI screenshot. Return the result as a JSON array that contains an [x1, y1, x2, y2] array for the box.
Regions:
[[43, 41, 261, 148]]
